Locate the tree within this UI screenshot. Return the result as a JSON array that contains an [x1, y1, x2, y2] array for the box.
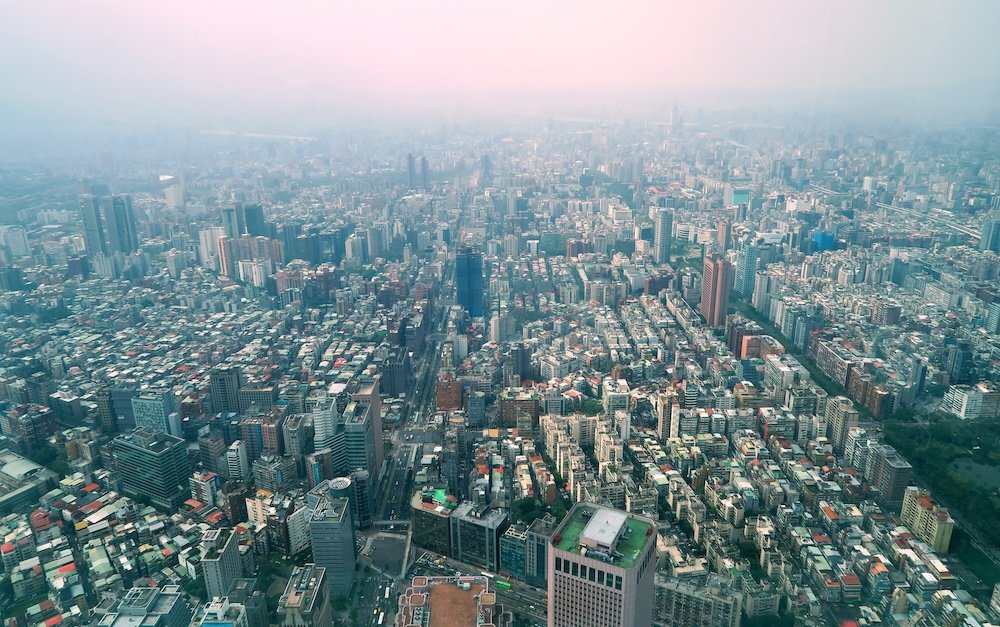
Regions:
[[580, 399, 603, 417]]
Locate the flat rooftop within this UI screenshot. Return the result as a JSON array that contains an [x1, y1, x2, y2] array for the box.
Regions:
[[554, 504, 653, 570]]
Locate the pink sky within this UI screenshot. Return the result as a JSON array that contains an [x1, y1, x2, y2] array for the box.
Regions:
[[1, 1, 999, 127]]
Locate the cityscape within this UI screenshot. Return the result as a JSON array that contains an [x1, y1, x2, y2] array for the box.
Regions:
[[2, 3, 1000, 627]]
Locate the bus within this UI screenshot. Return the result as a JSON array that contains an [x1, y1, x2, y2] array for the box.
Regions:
[[480, 571, 496, 579], [377, 611, 385, 625], [495, 579, 512, 591]]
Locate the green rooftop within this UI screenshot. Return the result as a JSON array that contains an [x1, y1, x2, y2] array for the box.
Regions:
[[553, 504, 653, 570]]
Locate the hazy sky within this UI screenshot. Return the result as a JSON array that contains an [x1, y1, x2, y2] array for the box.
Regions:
[[2, 0, 999, 134]]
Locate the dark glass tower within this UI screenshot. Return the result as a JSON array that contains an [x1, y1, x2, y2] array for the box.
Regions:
[[455, 246, 484, 317]]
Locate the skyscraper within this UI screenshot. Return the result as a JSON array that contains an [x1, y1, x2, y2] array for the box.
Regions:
[[420, 155, 429, 190], [79, 194, 108, 257], [79, 194, 139, 257], [222, 205, 244, 239], [407, 153, 416, 189], [131, 388, 179, 436], [547, 504, 657, 627], [104, 194, 140, 255], [700, 254, 732, 328], [308, 495, 356, 600], [113, 428, 190, 511], [241, 203, 268, 237], [653, 209, 672, 264], [734, 237, 759, 297], [201, 528, 243, 600], [210, 366, 243, 414], [979, 213, 1000, 254], [456, 246, 484, 318]]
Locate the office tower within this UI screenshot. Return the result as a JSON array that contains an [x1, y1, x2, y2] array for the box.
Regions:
[[92, 585, 192, 627], [525, 513, 557, 588], [222, 205, 245, 239], [342, 401, 378, 488], [226, 440, 250, 482], [547, 504, 657, 627], [980, 213, 1000, 254], [653, 209, 672, 264], [276, 565, 331, 626], [308, 495, 356, 600], [210, 366, 243, 414], [456, 246, 484, 317], [104, 194, 140, 254], [944, 340, 975, 384], [131, 388, 179, 436], [420, 155, 429, 190], [411, 488, 457, 555], [113, 428, 190, 511], [348, 470, 374, 529], [734, 237, 759, 297], [312, 397, 340, 450], [407, 153, 416, 189], [900, 486, 955, 552], [450, 504, 510, 571], [201, 528, 243, 600], [700, 254, 732, 328], [79, 194, 109, 257], [825, 396, 859, 454], [500, 523, 528, 581], [986, 301, 1000, 335], [241, 203, 268, 237]]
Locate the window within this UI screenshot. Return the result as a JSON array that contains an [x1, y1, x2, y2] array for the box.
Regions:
[[597, 570, 604, 584], [571, 562, 578, 577], [614, 576, 622, 590], [588, 567, 596, 582], [555, 557, 562, 571]]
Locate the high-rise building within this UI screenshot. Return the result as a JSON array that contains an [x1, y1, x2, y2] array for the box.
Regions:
[[450, 503, 510, 571], [93, 584, 192, 627], [653, 209, 672, 265], [868, 444, 913, 507], [308, 495, 356, 601], [456, 246, 484, 318], [979, 213, 1000, 254], [547, 504, 657, 627], [241, 203, 268, 237], [113, 428, 190, 511], [210, 366, 244, 415], [700, 254, 732, 328], [222, 205, 245, 239], [79, 194, 109, 257], [201, 528, 243, 600], [900, 486, 955, 552], [421, 155, 429, 190], [104, 194, 140, 255], [825, 396, 859, 454], [276, 565, 331, 626], [524, 514, 558, 588], [407, 153, 417, 189], [944, 340, 975, 384], [226, 440, 250, 482], [131, 388, 179, 436], [734, 237, 759, 297], [78, 193, 139, 257]]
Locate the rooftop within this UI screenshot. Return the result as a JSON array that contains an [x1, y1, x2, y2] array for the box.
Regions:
[[553, 504, 653, 570]]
